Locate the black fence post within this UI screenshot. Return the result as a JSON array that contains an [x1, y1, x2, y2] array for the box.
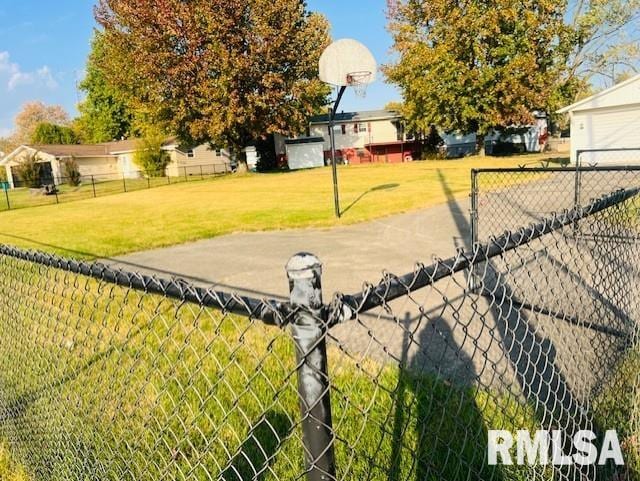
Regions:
[[122, 173, 127, 193], [4, 186, 10, 210], [469, 170, 480, 293], [147, 174, 151, 189], [184, 166, 188, 182], [91, 175, 96, 198], [200, 165, 204, 180], [286, 253, 337, 481], [574, 150, 583, 209], [573, 150, 583, 236]]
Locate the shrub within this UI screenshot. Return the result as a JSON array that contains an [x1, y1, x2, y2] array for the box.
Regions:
[[15, 153, 42, 188], [134, 131, 170, 177], [62, 157, 81, 187]]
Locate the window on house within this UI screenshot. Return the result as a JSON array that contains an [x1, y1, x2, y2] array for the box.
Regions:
[[359, 123, 368, 133], [341, 125, 347, 135], [187, 150, 195, 158], [215, 149, 222, 157], [354, 123, 359, 134]]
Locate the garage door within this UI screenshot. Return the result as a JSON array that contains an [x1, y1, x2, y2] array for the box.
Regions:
[[575, 106, 640, 164]]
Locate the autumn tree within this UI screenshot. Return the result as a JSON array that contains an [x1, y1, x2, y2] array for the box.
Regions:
[[76, 32, 135, 143], [385, 0, 576, 146], [13, 101, 70, 145], [0, 137, 17, 158], [95, 0, 331, 170]]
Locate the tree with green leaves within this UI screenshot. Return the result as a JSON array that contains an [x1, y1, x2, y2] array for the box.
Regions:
[[76, 32, 135, 143], [95, 0, 331, 170], [385, 0, 576, 146], [31, 122, 78, 145], [134, 129, 171, 176]]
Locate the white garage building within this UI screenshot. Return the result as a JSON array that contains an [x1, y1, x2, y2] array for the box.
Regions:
[[558, 74, 640, 165], [285, 137, 325, 170]]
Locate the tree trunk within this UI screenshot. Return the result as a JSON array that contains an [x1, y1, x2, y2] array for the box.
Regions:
[[235, 148, 248, 173], [477, 134, 486, 157]]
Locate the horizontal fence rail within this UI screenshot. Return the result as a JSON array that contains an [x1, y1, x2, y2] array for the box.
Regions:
[[0, 175, 639, 481]]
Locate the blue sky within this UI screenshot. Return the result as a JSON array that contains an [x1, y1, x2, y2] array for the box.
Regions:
[[0, 1, 399, 136]]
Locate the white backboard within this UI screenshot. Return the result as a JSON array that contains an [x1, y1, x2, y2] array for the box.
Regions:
[[319, 39, 377, 87]]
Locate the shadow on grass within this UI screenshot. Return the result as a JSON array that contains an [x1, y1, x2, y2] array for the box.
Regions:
[[220, 411, 293, 481], [386, 313, 509, 481], [341, 183, 399, 216]]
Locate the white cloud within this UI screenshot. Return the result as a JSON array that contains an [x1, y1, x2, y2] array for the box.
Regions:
[[0, 51, 58, 91], [36, 66, 58, 89]]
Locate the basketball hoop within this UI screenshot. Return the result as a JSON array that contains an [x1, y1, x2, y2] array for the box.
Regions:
[[318, 39, 377, 218], [347, 71, 373, 98]]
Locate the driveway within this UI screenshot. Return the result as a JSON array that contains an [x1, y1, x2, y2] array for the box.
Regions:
[[110, 196, 472, 300]]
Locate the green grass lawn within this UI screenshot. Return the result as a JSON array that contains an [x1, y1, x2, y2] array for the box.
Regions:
[[0, 444, 30, 481], [0, 154, 565, 260], [0, 256, 544, 481]]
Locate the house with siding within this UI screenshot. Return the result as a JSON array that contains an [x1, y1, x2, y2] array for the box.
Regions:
[[0, 139, 232, 188], [557, 73, 640, 164], [307, 110, 477, 163]]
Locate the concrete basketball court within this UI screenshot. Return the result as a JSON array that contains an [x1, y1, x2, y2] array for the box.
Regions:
[[110, 195, 473, 301]]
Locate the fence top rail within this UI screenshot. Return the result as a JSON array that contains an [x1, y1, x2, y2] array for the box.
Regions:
[[0, 244, 289, 326], [330, 187, 640, 324], [472, 165, 640, 174], [577, 147, 640, 154]]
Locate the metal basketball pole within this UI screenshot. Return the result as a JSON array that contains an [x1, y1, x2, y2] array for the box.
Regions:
[[329, 86, 347, 218]]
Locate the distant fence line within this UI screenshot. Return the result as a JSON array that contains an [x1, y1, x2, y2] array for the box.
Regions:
[[1, 162, 232, 212], [0, 166, 638, 480]]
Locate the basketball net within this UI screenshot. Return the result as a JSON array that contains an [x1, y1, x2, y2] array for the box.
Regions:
[[347, 71, 372, 98]]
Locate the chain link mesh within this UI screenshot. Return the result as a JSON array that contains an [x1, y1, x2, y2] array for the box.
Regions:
[[0, 171, 639, 481]]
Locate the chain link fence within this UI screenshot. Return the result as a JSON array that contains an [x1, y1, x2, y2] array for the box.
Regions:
[[1, 162, 232, 212], [471, 166, 640, 243], [0, 176, 639, 480]]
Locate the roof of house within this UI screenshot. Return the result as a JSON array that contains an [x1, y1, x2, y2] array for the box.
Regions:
[[26, 144, 113, 157], [557, 73, 640, 114], [0, 138, 180, 165], [310, 109, 401, 124]]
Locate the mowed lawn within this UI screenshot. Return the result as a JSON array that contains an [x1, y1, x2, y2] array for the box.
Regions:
[[0, 154, 564, 259]]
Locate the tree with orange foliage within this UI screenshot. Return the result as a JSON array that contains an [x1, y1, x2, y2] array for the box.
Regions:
[[95, 0, 331, 170]]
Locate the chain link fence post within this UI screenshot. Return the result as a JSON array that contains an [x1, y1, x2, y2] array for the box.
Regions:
[[470, 169, 480, 293], [286, 253, 337, 481], [573, 150, 583, 236]]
